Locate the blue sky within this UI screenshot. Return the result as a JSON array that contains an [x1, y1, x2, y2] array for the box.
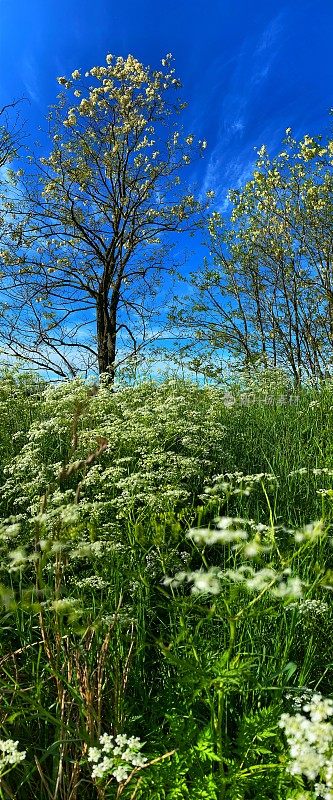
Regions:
[[0, 0, 332, 204]]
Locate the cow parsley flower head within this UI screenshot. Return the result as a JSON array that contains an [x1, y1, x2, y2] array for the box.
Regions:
[[163, 567, 222, 595], [187, 517, 248, 546], [88, 732, 147, 783], [75, 576, 109, 590], [297, 599, 329, 619], [280, 694, 333, 798], [0, 739, 26, 772]]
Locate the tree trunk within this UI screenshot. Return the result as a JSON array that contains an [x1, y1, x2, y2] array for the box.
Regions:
[[96, 293, 117, 383]]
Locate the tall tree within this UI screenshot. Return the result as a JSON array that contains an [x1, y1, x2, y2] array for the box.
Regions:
[[0, 54, 206, 380], [172, 125, 333, 384]]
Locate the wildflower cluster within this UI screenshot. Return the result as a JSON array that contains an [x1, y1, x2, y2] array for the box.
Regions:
[[164, 562, 303, 599], [0, 379, 229, 532], [296, 599, 329, 619], [162, 495, 328, 602], [202, 471, 278, 504], [280, 694, 333, 799], [75, 575, 109, 591], [88, 733, 147, 783], [163, 566, 222, 595], [285, 688, 314, 713], [0, 739, 26, 773]]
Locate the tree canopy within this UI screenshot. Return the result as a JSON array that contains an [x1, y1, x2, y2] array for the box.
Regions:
[[173, 124, 333, 384]]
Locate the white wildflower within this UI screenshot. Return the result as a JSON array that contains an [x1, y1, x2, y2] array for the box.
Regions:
[[190, 569, 221, 594], [50, 597, 81, 614], [112, 765, 130, 782], [88, 732, 147, 783], [76, 576, 109, 590], [294, 520, 324, 543], [99, 733, 114, 751], [242, 540, 262, 557], [0, 739, 26, 771], [163, 567, 221, 595], [280, 694, 333, 797], [297, 599, 329, 619], [88, 747, 101, 763], [271, 576, 303, 599], [187, 518, 248, 545]]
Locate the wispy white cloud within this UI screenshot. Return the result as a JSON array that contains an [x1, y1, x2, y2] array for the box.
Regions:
[[257, 13, 285, 53], [20, 55, 40, 105], [198, 11, 287, 206]]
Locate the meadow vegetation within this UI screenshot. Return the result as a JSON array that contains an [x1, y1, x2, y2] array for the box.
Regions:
[[0, 368, 332, 799]]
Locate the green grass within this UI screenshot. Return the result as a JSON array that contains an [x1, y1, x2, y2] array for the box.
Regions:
[[0, 371, 332, 799]]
